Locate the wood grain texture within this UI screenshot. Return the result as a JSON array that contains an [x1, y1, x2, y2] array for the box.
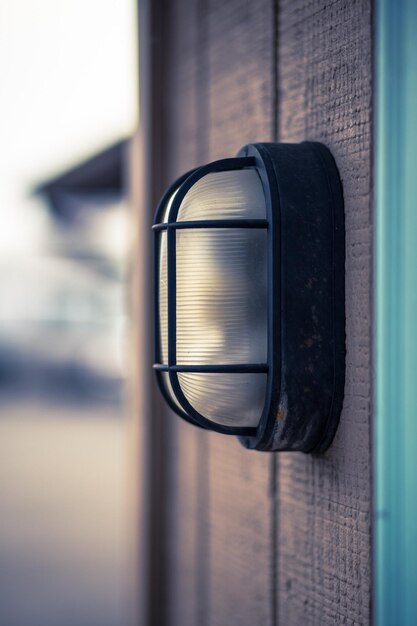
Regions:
[[143, 0, 373, 624], [161, 1, 209, 624], [205, 2, 275, 624], [161, 0, 276, 624], [207, 0, 275, 159], [277, 1, 372, 624]]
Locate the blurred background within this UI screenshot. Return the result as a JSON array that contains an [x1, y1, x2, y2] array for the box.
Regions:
[[0, 1, 138, 625]]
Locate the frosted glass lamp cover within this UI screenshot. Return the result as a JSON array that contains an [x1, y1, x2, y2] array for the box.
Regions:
[[153, 142, 345, 453]]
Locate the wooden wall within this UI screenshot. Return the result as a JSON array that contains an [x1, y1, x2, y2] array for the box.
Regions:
[[136, 0, 373, 624], [277, 2, 372, 624]]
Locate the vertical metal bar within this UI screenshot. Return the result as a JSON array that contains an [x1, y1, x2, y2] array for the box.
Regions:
[[154, 232, 161, 364], [375, 1, 417, 624], [167, 226, 176, 366]]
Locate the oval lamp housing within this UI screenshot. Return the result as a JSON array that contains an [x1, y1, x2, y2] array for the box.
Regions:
[[153, 142, 345, 452]]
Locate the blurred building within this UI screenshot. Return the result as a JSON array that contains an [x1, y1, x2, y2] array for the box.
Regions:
[[0, 3, 135, 626], [0, 139, 132, 626], [35, 139, 127, 271], [0, 141, 130, 405]]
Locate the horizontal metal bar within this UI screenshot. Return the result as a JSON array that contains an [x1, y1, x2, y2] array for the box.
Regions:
[[153, 363, 269, 373], [153, 219, 268, 232]]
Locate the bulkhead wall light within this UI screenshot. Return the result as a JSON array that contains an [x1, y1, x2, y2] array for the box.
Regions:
[[153, 142, 345, 452]]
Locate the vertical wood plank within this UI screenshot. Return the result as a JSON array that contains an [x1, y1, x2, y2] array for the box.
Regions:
[[159, 1, 277, 624], [205, 1, 276, 625], [161, 1, 210, 624], [277, 2, 372, 624], [132, 1, 171, 623]]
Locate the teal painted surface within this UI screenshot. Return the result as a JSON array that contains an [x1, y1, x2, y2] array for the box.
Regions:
[[375, 1, 417, 624]]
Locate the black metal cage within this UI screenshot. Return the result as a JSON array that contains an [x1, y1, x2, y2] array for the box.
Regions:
[[153, 155, 273, 436], [153, 142, 345, 452]]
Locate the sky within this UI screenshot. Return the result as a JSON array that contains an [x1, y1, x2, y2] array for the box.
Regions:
[[0, 0, 138, 255]]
